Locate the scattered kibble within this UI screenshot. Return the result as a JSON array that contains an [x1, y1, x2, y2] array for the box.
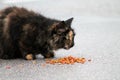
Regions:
[[41, 63, 46, 67], [88, 59, 91, 62], [45, 56, 87, 65], [6, 66, 11, 69]]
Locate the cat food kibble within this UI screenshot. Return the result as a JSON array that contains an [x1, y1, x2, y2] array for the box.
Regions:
[[46, 56, 86, 65], [5, 66, 11, 69], [88, 59, 91, 62]]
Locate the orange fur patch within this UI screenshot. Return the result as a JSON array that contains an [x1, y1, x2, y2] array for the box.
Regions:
[[69, 30, 73, 41], [48, 23, 58, 31], [3, 18, 10, 39], [68, 30, 74, 46]]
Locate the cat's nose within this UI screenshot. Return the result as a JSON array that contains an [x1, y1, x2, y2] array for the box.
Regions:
[[64, 45, 70, 50], [70, 43, 74, 47]]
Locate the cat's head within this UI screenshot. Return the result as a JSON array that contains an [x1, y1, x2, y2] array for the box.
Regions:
[[49, 18, 75, 50]]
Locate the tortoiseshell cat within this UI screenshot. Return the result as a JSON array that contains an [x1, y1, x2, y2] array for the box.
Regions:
[[0, 7, 75, 60]]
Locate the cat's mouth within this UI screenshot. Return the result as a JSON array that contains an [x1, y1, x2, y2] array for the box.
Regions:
[[64, 45, 73, 50], [64, 48, 70, 50], [64, 43, 74, 50], [53, 45, 70, 50], [64, 46, 70, 50]]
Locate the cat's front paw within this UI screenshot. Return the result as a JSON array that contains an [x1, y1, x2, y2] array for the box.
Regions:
[[43, 52, 54, 58], [25, 54, 36, 60]]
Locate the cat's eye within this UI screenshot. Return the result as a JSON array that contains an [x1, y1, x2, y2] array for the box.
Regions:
[[57, 30, 62, 34], [57, 29, 66, 34]]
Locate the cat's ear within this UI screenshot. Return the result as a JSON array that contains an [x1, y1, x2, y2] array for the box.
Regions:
[[65, 17, 73, 26], [58, 21, 65, 27]]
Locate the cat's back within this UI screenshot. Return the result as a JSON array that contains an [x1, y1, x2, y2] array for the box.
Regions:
[[0, 7, 50, 29], [0, 7, 38, 31], [0, 7, 38, 19], [0, 7, 58, 37]]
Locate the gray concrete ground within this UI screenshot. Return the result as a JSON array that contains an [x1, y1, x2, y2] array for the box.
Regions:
[[0, 0, 120, 80]]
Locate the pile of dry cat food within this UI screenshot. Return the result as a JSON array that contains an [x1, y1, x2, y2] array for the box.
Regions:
[[45, 56, 87, 65]]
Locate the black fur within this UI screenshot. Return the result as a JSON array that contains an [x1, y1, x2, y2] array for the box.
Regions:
[[0, 7, 75, 60]]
